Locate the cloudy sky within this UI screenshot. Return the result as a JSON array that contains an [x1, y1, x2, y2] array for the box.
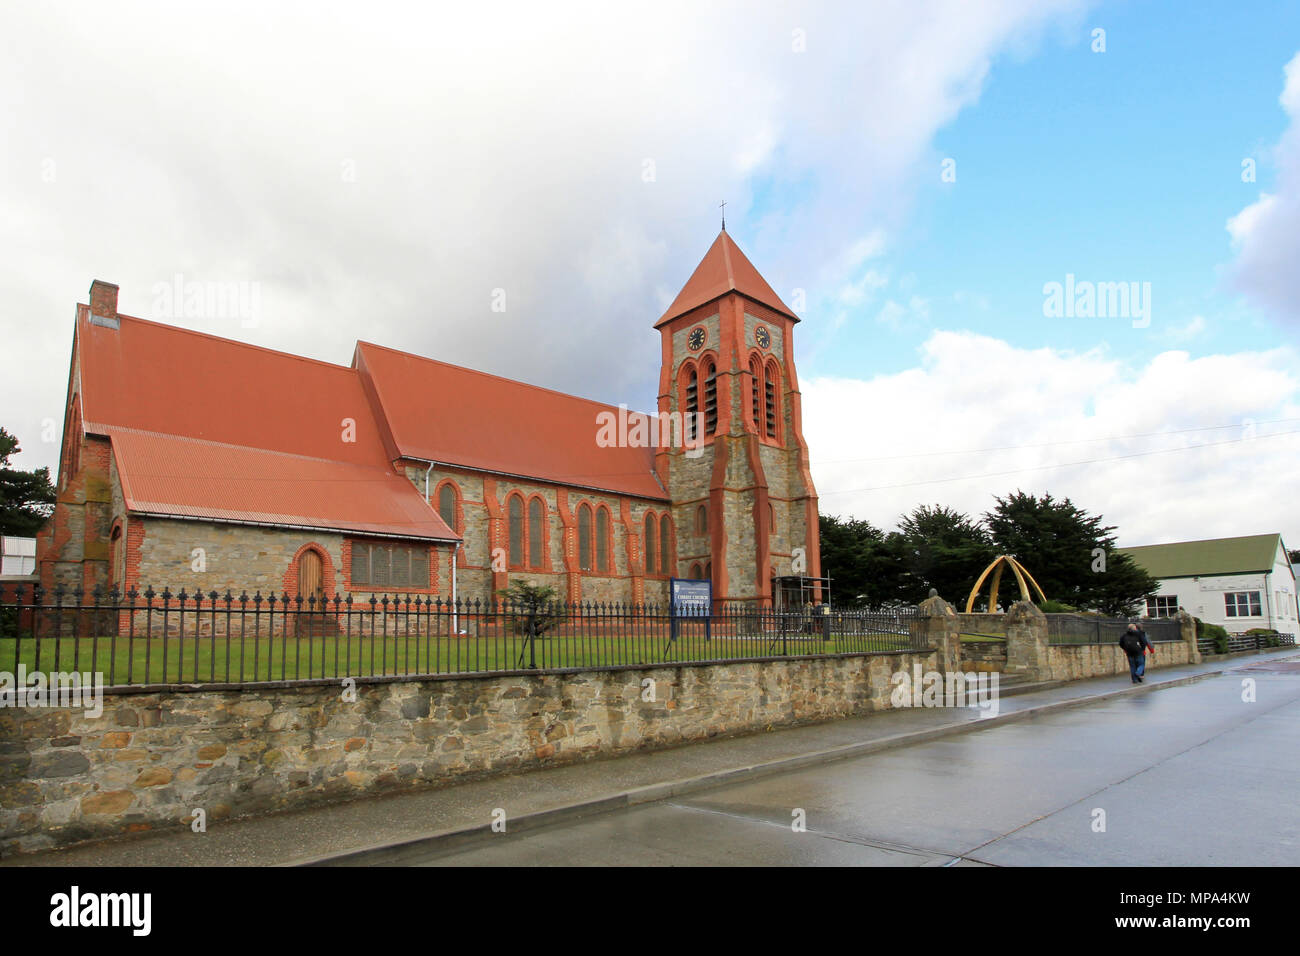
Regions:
[[3, 0, 1299, 548]]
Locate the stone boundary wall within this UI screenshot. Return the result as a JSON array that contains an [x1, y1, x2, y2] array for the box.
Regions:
[[1045, 639, 1193, 681], [0, 649, 936, 855]]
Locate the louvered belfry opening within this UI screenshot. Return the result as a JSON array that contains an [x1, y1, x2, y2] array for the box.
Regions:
[[764, 371, 777, 437], [750, 358, 762, 428], [686, 367, 699, 441], [704, 361, 717, 435]]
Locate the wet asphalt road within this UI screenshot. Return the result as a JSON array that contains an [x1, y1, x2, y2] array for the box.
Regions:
[[408, 659, 1300, 866]]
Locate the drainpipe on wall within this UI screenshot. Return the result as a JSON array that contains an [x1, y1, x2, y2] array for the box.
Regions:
[[417, 458, 462, 634]]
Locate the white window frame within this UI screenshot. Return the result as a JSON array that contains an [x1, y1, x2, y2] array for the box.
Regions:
[[1224, 591, 1262, 618], [1146, 595, 1178, 618]]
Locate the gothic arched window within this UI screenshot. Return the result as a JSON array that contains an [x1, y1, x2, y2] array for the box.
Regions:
[[683, 364, 699, 442], [528, 497, 545, 567], [644, 512, 658, 575], [659, 514, 671, 575], [596, 507, 610, 572], [578, 503, 593, 571], [508, 495, 524, 567], [764, 360, 781, 439], [703, 359, 718, 436], [437, 482, 459, 531]]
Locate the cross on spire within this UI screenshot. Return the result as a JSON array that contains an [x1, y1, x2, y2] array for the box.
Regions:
[[720, 200, 726, 231]]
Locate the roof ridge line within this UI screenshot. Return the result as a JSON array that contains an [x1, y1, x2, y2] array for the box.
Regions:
[[91, 310, 355, 375]]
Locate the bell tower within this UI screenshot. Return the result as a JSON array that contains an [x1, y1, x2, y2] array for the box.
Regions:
[[654, 230, 821, 605]]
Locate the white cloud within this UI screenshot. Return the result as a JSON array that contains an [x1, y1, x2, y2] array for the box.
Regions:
[[1160, 314, 1207, 343], [0, 0, 1088, 471], [876, 294, 930, 328], [805, 331, 1300, 547], [1227, 51, 1300, 322]]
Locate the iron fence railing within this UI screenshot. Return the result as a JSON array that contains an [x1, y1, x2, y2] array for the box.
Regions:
[[0, 585, 924, 690], [1045, 614, 1182, 646]]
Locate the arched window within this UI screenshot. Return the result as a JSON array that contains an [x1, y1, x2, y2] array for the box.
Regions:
[[689, 562, 702, 579], [703, 359, 718, 436], [596, 507, 610, 572], [659, 514, 671, 575], [644, 512, 657, 575], [769, 502, 776, 532], [695, 503, 707, 535], [508, 495, 524, 567], [109, 523, 124, 590], [528, 497, 545, 567], [437, 483, 458, 531], [764, 360, 780, 439], [704, 560, 711, 581], [578, 503, 593, 571], [750, 356, 763, 429]]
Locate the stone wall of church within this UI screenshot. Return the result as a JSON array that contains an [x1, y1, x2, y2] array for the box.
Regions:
[[404, 462, 674, 607], [125, 518, 455, 609]]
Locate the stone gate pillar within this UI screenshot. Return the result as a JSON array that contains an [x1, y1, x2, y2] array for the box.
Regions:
[[1004, 600, 1049, 680], [1176, 608, 1201, 664], [915, 589, 960, 674]]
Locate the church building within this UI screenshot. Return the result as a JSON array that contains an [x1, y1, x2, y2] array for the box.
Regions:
[[39, 231, 821, 608]]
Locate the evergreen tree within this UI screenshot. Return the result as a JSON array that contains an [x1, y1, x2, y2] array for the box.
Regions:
[[818, 514, 907, 607], [896, 504, 997, 606], [0, 427, 55, 537], [983, 490, 1156, 615]]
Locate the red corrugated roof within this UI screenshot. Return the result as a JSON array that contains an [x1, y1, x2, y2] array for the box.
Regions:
[[655, 230, 798, 327], [356, 342, 668, 500], [78, 308, 390, 467], [110, 427, 458, 541]]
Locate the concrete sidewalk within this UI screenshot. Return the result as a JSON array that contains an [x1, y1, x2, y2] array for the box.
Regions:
[[6, 647, 1295, 867]]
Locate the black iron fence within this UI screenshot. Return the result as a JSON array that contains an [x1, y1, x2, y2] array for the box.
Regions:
[[0, 585, 924, 690], [1045, 614, 1183, 646]]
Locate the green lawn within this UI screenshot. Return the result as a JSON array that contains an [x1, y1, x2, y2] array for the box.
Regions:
[[0, 628, 923, 686]]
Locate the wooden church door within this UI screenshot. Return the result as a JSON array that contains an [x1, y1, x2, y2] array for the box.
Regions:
[[298, 550, 324, 604]]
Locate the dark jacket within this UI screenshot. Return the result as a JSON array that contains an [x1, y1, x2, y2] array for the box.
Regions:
[[1119, 628, 1152, 656]]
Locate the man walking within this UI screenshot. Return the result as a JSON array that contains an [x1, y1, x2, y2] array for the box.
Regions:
[[1119, 623, 1154, 683]]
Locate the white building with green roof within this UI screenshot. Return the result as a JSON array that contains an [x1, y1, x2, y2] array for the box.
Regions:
[[1118, 533, 1298, 639]]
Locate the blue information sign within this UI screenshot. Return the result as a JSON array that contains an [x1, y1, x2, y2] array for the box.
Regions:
[[669, 577, 712, 642]]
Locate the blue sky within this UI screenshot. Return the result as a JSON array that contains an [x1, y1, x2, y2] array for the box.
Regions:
[[786, 0, 1300, 381]]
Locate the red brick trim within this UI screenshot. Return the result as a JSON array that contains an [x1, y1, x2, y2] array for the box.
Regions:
[[283, 542, 338, 600], [432, 478, 468, 568]]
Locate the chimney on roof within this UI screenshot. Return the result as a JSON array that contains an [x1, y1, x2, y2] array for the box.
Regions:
[[89, 280, 119, 329]]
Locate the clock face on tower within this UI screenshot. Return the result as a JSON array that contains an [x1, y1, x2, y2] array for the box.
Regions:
[[687, 327, 706, 351], [755, 325, 771, 349]]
